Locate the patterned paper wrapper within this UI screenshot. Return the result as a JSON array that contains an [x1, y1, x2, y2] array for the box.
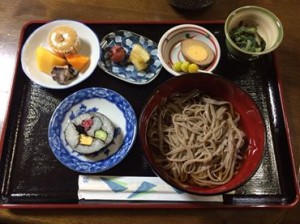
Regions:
[[78, 175, 226, 202]]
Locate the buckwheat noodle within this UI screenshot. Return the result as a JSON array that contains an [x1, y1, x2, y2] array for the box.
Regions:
[[147, 89, 246, 188]]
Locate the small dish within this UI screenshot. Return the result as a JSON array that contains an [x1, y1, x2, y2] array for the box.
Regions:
[[224, 6, 284, 61], [98, 30, 162, 85], [21, 20, 100, 89], [48, 87, 137, 173], [158, 24, 221, 76]]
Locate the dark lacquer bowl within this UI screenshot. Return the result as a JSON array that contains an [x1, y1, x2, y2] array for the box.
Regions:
[[139, 73, 265, 195]]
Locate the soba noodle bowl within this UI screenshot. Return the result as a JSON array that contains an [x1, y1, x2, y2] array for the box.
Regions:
[[147, 89, 246, 188]]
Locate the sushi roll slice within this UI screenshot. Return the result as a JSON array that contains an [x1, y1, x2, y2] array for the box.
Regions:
[[64, 112, 114, 154]]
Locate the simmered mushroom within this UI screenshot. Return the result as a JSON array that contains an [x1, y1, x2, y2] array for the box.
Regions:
[[51, 65, 79, 84]]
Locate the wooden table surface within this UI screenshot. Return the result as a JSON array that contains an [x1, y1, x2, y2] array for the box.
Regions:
[[0, 0, 299, 223]]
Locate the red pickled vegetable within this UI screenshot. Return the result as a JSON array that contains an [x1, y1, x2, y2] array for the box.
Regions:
[[109, 45, 126, 63], [81, 118, 93, 131]]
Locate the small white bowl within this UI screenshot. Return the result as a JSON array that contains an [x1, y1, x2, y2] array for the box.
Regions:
[[158, 24, 221, 76], [21, 20, 100, 89]]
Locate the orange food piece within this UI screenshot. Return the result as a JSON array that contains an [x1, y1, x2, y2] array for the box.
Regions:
[[35, 46, 67, 74], [66, 54, 90, 72]]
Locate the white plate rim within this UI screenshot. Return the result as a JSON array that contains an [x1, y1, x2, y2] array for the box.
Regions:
[[21, 20, 100, 89]]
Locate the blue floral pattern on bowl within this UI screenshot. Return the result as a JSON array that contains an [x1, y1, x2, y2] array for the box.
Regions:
[[98, 30, 162, 85], [48, 87, 137, 173]]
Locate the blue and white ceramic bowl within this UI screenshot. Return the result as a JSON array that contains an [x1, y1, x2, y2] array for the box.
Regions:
[[48, 87, 137, 173], [98, 30, 162, 85]]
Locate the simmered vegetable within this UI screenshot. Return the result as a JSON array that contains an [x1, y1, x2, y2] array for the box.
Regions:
[[230, 21, 266, 52], [51, 65, 79, 85]]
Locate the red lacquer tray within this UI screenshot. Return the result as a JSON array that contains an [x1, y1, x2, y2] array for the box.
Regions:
[[0, 21, 299, 209]]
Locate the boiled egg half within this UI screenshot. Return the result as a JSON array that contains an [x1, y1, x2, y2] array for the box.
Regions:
[[181, 39, 215, 67]]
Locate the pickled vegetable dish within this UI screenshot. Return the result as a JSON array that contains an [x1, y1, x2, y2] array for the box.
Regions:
[[230, 21, 266, 53]]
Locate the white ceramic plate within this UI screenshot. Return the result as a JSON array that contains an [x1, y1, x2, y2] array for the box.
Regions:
[[21, 20, 100, 89], [48, 87, 137, 173]]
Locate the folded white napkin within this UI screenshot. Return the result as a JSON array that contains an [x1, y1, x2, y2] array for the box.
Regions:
[[78, 175, 225, 202]]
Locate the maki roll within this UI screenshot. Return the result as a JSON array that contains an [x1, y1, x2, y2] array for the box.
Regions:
[[64, 112, 114, 154]]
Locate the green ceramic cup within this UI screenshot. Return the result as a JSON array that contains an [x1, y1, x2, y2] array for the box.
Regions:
[[224, 6, 284, 61]]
